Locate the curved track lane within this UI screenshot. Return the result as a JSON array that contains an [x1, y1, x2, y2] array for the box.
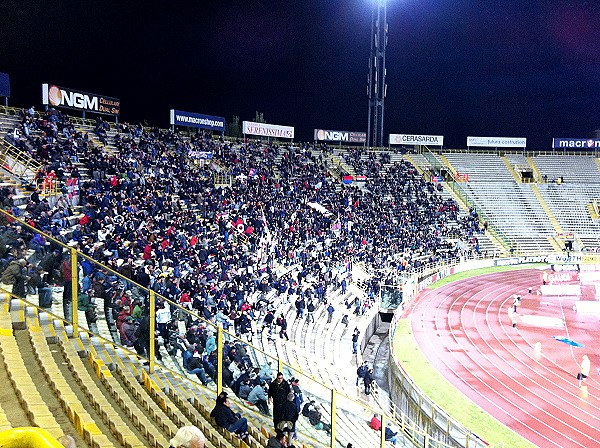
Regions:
[[410, 269, 600, 448]]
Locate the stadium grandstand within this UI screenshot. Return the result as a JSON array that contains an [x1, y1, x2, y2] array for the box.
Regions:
[[0, 95, 599, 448]]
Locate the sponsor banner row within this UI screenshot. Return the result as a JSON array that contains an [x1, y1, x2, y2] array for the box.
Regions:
[[170, 109, 225, 132], [42, 84, 120, 116], [314, 129, 366, 143], [0, 72, 9, 98], [547, 253, 600, 264], [496, 254, 600, 266], [467, 136, 527, 148], [389, 134, 444, 146], [552, 138, 600, 149], [242, 121, 294, 139], [495, 255, 548, 266]]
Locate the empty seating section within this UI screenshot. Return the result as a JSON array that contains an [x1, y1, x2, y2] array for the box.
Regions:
[[443, 153, 515, 182], [427, 152, 600, 252], [536, 183, 600, 249], [463, 182, 554, 252], [504, 153, 528, 167], [4, 292, 255, 448], [0, 302, 63, 439], [533, 155, 600, 184]]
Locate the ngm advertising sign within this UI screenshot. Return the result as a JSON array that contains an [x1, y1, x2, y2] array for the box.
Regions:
[[552, 138, 600, 149], [467, 136, 526, 148], [42, 84, 120, 115], [389, 134, 444, 146], [314, 129, 366, 143], [170, 109, 225, 132], [242, 121, 294, 139]]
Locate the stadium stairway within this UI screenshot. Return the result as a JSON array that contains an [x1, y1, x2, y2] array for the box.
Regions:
[[6, 294, 274, 448], [265, 283, 403, 448]]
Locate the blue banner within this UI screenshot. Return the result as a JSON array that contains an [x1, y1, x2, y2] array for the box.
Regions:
[[169, 109, 225, 132], [189, 151, 213, 160], [552, 138, 600, 149], [0, 72, 9, 98]]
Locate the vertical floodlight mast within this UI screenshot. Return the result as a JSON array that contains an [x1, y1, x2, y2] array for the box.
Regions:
[[367, 0, 388, 148]]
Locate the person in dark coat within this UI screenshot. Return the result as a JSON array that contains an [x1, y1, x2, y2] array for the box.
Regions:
[[210, 395, 248, 439], [279, 391, 300, 438], [364, 368, 374, 395], [268, 372, 291, 431], [2, 259, 28, 298]]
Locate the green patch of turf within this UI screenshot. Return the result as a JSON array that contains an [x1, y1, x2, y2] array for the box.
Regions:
[[392, 266, 544, 448], [430, 263, 545, 290]]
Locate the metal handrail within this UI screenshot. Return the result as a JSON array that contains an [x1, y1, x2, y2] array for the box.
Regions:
[[0, 137, 42, 180]]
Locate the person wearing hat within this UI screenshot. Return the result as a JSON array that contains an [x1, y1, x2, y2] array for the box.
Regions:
[[169, 425, 205, 448]]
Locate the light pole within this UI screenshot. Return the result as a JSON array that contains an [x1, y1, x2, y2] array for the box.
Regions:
[[367, 0, 388, 148]]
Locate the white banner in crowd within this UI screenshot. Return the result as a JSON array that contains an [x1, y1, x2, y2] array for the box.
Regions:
[[389, 134, 444, 146], [242, 121, 294, 139], [467, 136, 527, 148]]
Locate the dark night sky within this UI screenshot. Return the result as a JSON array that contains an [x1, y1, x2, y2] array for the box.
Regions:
[[1, 0, 600, 149]]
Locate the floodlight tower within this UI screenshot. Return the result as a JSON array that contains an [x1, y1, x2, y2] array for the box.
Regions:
[[367, 0, 388, 148]]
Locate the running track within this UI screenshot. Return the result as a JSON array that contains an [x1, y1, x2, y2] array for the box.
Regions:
[[409, 269, 600, 448]]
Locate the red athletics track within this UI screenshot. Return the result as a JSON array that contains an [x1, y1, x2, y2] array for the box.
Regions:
[[409, 269, 600, 448]]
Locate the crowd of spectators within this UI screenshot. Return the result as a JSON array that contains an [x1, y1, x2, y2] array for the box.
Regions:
[[0, 107, 486, 444]]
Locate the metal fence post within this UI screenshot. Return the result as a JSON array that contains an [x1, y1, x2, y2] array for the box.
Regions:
[[71, 248, 78, 337], [380, 414, 386, 448], [330, 389, 337, 448], [217, 323, 223, 395], [149, 290, 155, 374]]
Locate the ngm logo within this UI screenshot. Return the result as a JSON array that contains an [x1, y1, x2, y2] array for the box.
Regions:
[[47, 84, 98, 110], [42, 83, 120, 115], [315, 129, 350, 141]]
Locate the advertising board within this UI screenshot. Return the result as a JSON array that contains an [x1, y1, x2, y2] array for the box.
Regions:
[[42, 83, 120, 115]]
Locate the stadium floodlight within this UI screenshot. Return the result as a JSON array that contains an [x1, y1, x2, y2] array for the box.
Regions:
[[367, 0, 388, 148]]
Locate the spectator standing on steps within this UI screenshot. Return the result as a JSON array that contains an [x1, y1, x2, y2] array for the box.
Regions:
[[268, 371, 291, 431], [364, 367, 374, 395], [295, 296, 305, 319], [290, 377, 303, 413], [326, 302, 334, 324], [306, 300, 315, 323], [352, 328, 360, 354], [279, 392, 299, 439], [356, 361, 368, 386], [276, 313, 289, 341]]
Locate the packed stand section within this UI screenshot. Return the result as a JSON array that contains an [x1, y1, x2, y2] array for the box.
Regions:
[[0, 108, 483, 442]]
